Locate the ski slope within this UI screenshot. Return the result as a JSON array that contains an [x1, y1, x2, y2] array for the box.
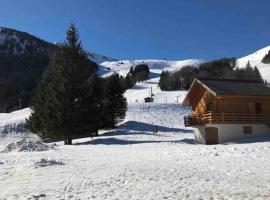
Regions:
[[237, 45, 270, 82], [99, 59, 203, 77], [1, 48, 270, 199]]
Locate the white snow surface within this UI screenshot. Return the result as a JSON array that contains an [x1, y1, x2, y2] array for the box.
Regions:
[[99, 59, 203, 77], [1, 77, 270, 199], [0, 108, 31, 134], [237, 45, 270, 82], [1, 48, 270, 199]]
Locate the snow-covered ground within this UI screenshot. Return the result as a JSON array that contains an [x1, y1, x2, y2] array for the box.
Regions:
[[0, 108, 31, 134], [1, 78, 270, 199], [1, 50, 270, 199]]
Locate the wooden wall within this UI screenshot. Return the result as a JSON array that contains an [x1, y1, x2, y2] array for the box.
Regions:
[[186, 81, 270, 116], [193, 94, 270, 115], [215, 96, 270, 114], [193, 90, 215, 116]]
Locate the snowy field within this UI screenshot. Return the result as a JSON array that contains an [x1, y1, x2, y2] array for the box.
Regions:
[[1, 60, 270, 199], [1, 122, 270, 199]]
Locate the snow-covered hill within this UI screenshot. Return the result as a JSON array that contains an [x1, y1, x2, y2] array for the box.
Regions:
[[99, 59, 203, 77], [87, 51, 117, 64], [237, 45, 270, 82]]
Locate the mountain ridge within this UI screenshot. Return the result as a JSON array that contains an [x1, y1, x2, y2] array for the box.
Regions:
[[1, 26, 270, 112]]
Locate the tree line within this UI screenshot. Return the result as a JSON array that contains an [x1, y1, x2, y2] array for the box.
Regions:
[[27, 24, 128, 145], [159, 58, 264, 91]]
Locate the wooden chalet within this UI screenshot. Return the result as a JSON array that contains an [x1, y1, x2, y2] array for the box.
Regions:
[[182, 78, 270, 144]]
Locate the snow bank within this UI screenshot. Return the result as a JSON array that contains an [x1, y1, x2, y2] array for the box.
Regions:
[[1, 139, 56, 153], [0, 108, 31, 134]]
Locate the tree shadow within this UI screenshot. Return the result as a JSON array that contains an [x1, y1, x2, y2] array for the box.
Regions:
[[118, 121, 193, 134], [148, 72, 160, 79], [224, 136, 270, 144], [76, 137, 197, 145], [129, 85, 148, 90], [75, 121, 196, 145]]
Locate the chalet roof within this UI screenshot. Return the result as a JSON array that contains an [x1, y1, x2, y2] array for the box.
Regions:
[[198, 78, 270, 96], [182, 78, 270, 106]]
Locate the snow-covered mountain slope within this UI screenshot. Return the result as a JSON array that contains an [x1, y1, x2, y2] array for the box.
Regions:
[[99, 59, 203, 77], [0, 27, 54, 55], [237, 45, 270, 82], [0, 27, 115, 64], [87, 51, 117, 64]]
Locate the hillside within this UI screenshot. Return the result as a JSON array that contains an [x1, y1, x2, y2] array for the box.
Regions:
[[237, 45, 270, 82], [0, 27, 55, 112], [99, 59, 203, 77], [0, 27, 116, 112]]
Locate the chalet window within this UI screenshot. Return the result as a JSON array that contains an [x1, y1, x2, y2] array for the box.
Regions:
[[243, 126, 252, 134], [206, 103, 213, 112], [255, 102, 261, 114]]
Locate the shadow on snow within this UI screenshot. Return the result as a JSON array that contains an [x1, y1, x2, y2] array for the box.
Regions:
[[75, 121, 196, 145]]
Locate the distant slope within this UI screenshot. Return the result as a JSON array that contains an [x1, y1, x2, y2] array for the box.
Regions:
[[99, 59, 203, 77], [87, 51, 117, 64], [237, 45, 270, 82]]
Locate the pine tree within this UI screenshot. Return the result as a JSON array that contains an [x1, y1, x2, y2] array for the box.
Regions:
[[100, 74, 127, 128], [262, 50, 270, 64], [254, 66, 263, 82], [27, 24, 100, 144]]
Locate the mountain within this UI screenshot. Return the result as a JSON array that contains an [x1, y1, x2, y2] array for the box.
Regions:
[[87, 51, 117, 64], [1, 26, 270, 112], [0, 27, 55, 55], [0, 27, 118, 112], [237, 45, 270, 82], [0, 27, 56, 112]]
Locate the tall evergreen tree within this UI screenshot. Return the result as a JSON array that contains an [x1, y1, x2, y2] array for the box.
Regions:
[[27, 24, 100, 144]]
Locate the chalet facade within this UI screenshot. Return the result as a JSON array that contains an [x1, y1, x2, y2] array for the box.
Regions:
[[183, 78, 270, 144]]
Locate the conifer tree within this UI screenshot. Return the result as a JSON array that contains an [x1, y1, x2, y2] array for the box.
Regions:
[[254, 66, 263, 82], [100, 74, 127, 128], [27, 24, 100, 144]]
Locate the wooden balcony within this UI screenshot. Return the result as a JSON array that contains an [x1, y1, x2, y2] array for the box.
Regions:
[[184, 112, 270, 127]]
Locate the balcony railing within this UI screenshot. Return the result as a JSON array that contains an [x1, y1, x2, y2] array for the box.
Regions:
[[184, 112, 270, 127]]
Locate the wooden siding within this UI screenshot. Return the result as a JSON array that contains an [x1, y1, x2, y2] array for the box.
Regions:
[[193, 90, 215, 117], [215, 96, 270, 114]]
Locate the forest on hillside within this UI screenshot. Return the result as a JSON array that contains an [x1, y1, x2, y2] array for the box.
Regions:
[[159, 58, 264, 91]]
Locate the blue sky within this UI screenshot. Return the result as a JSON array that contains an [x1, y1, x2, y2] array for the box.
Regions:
[[0, 0, 269, 60]]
